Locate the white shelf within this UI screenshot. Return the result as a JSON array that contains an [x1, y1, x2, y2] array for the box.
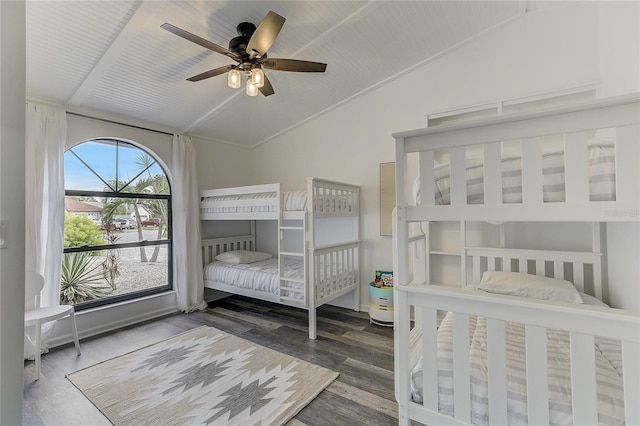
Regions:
[[429, 282, 464, 289], [280, 251, 304, 257], [429, 250, 460, 256], [403, 281, 461, 290]]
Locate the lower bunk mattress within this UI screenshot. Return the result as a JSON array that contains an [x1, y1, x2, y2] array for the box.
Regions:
[[204, 258, 304, 300], [204, 257, 357, 301], [409, 293, 625, 425]]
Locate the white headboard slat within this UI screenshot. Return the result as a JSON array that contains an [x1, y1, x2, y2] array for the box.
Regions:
[[465, 246, 601, 297]]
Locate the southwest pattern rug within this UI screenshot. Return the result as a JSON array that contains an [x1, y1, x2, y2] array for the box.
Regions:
[[67, 326, 338, 425]]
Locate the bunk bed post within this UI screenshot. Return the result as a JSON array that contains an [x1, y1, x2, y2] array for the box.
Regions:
[[306, 225, 317, 340], [460, 221, 467, 287], [424, 222, 431, 285], [396, 285, 411, 426], [308, 299, 317, 339], [394, 137, 410, 285], [592, 222, 605, 302], [306, 179, 317, 339], [354, 186, 361, 313], [393, 136, 411, 424]]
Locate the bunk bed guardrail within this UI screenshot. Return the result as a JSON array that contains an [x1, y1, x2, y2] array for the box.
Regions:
[[307, 177, 360, 217], [396, 282, 640, 426], [397, 95, 639, 223]]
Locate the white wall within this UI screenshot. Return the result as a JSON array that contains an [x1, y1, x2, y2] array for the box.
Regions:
[[0, 1, 26, 423], [597, 1, 640, 98], [189, 135, 252, 240], [191, 136, 252, 191], [248, 2, 640, 310]]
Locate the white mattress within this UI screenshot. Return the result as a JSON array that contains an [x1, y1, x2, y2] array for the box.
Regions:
[[412, 143, 616, 205], [203, 258, 304, 299], [409, 293, 625, 425], [201, 190, 308, 214]]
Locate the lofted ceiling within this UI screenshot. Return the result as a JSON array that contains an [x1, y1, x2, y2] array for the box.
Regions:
[[26, 1, 525, 148]]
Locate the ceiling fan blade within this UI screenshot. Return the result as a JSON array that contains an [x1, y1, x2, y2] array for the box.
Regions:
[[161, 23, 240, 62], [246, 11, 285, 59], [262, 58, 327, 73], [187, 65, 236, 82], [259, 74, 275, 97]]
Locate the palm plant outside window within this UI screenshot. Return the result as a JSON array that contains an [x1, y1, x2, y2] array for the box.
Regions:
[[63, 139, 172, 310]]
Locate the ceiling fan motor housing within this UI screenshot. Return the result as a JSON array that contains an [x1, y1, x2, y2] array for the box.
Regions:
[[228, 35, 250, 54], [236, 22, 256, 37], [230, 21, 265, 71]]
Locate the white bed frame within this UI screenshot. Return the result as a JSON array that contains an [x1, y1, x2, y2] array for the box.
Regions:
[[392, 95, 640, 425], [200, 177, 360, 339]]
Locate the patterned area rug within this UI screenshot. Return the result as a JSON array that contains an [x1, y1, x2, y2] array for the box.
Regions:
[[67, 326, 338, 425]]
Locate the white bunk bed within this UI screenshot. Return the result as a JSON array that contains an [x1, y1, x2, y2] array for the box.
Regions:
[[392, 95, 640, 425], [200, 177, 360, 339]]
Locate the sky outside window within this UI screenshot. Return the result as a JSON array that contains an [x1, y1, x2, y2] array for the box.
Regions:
[[65, 140, 162, 192]]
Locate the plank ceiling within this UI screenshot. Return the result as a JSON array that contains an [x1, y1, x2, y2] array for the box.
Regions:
[[27, 1, 527, 147]]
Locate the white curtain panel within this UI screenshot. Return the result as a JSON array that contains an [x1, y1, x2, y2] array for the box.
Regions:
[[24, 102, 67, 357], [172, 134, 207, 312], [25, 103, 66, 307]]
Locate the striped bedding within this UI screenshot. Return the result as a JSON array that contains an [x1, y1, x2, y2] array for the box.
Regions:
[[204, 257, 357, 300], [201, 190, 355, 215], [200, 190, 308, 214], [204, 258, 304, 300], [412, 143, 616, 205], [409, 293, 625, 425]]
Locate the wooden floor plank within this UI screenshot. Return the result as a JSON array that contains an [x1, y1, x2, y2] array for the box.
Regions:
[[295, 391, 397, 426], [325, 380, 399, 419], [23, 295, 397, 425], [209, 306, 283, 330], [338, 357, 396, 401]]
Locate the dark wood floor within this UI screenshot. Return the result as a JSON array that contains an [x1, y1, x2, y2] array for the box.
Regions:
[[23, 294, 397, 425]]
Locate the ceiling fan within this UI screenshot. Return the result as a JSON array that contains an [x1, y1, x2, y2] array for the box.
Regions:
[[161, 11, 327, 97]]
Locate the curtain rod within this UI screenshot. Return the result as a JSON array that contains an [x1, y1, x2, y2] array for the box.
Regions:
[[66, 111, 175, 137]]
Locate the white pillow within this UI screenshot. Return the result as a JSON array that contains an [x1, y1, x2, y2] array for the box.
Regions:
[[477, 271, 583, 304], [214, 250, 272, 264]]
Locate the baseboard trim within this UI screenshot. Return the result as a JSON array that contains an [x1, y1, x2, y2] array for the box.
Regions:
[[46, 292, 179, 349]]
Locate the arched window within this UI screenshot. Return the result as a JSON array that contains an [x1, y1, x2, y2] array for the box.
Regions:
[[63, 138, 171, 309]]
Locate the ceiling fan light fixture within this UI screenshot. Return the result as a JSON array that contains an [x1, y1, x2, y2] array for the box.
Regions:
[[246, 80, 259, 96], [227, 68, 241, 89], [250, 67, 265, 88]]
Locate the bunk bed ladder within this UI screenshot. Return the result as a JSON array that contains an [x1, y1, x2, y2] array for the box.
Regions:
[[278, 212, 307, 309]]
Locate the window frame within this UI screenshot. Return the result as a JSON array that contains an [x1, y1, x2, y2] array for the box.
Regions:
[[63, 138, 173, 311]]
